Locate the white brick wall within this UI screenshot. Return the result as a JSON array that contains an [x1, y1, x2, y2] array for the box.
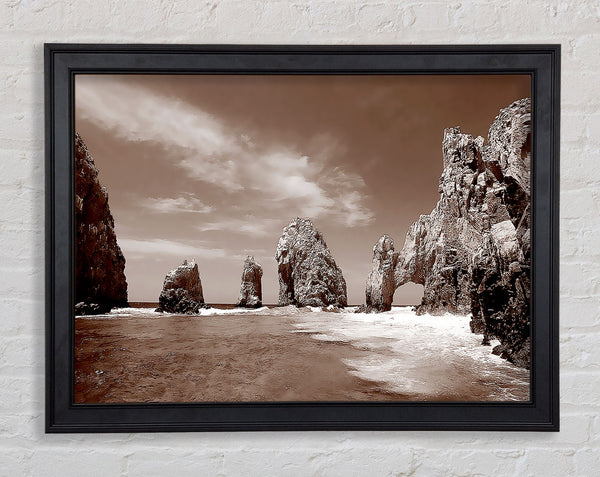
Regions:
[[0, 1, 598, 475]]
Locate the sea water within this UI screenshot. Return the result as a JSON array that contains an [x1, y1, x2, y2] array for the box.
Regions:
[[90, 304, 530, 401]]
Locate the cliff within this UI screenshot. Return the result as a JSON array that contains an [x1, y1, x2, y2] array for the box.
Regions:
[[74, 132, 128, 315]]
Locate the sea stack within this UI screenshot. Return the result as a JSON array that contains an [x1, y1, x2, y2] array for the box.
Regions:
[[236, 256, 263, 308], [275, 218, 347, 307], [365, 235, 398, 312], [156, 260, 207, 314], [74, 132, 128, 315], [393, 98, 531, 367]]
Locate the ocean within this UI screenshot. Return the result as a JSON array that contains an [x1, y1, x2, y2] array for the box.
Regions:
[[81, 304, 529, 402]]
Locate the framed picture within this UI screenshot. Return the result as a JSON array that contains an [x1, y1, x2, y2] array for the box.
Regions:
[[45, 44, 559, 432]]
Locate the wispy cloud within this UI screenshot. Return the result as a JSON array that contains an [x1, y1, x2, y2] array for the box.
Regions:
[[118, 238, 227, 260], [118, 237, 268, 264], [197, 217, 282, 237], [142, 194, 213, 214], [76, 76, 374, 228]]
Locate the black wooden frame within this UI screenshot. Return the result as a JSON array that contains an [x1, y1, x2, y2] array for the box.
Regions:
[[45, 44, 560, 432]]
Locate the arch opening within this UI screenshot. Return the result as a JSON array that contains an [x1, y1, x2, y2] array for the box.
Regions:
[[393, 282, 424, 307]]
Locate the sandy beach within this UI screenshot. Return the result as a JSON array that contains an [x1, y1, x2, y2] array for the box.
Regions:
[[74, 306, 530, 403]]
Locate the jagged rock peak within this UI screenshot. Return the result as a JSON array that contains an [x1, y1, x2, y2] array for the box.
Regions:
[[156, 259, 207, 314], [237, 256, 263, 308], [365, 235, 398, 312], [74, 132, 128, 315], [485, 97, 531, 195], [275, 217, 347, 307]]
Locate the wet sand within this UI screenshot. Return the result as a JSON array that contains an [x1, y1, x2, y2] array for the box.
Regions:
[[74, 312, 407, 403]]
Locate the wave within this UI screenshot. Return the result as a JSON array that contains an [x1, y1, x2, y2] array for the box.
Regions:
[[76, 305, 271, 319], [292, 306, 530, 401]]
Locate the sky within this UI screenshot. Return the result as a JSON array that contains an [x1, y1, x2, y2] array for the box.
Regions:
[[75, 74, 530, 305]]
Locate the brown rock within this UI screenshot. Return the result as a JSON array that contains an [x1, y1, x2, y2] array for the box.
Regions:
[[365, 235, 398, 312], [394, 127, 490, 315], [276, 218, 347, 307], [156, 260, 207, 314], [469, 99, 531, 368], [75, 132, 128, 315], [236, 256, 263, 308], [354, 304, 377, 314]]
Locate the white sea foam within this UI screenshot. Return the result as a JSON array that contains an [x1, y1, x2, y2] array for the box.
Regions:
[[291, 306, 530, 401], [76, 306, 271, 319], [196, 306, 270, 316], [111, 307, 164, 316], [75, 307, 171, 319]]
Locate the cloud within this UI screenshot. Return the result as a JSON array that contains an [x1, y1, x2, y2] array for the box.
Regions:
[[142, 194, 213, 214], [320, 170, 375, 227], [334, 190, 375, 227], [118, 238, 227, 260], [197, 217, 282, 237], [76, 76, 374, 228]]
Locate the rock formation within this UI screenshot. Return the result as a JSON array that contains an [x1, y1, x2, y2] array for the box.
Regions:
[[393, 98, 531, 367], [276, 218, 347, 307], [236, 256, 263, 308], [394, 128, 489, 315], [365, 235, 398, 312], [156, 260, 207, 314], [469, 99, 532, 368], [74, 132, 128, 315]]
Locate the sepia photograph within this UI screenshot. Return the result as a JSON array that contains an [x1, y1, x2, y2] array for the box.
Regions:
[[73, 73, 532, 404]]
